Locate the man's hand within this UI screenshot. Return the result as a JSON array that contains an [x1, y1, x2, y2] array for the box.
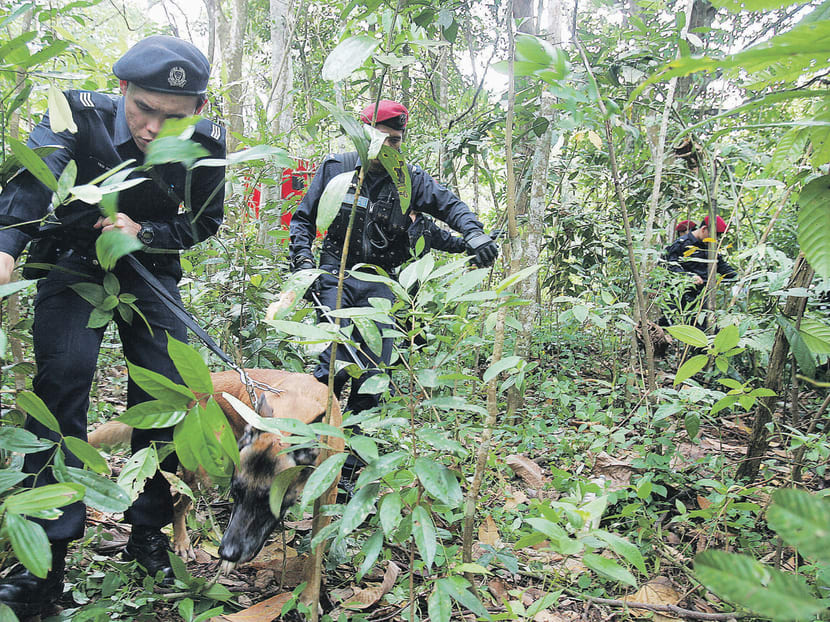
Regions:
[[94, 213, 141, 238], [464, 230, 499, 268], [0, 252, 15, 285], [693, 274, 704, 285]]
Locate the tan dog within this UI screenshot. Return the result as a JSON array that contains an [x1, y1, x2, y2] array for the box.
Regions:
[[89, 368, 342, 565]]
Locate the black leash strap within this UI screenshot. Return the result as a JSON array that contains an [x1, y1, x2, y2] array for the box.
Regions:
[[124, 254, 282, 397]]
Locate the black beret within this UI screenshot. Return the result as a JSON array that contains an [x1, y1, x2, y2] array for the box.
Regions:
[[113, 35, 210, 96]]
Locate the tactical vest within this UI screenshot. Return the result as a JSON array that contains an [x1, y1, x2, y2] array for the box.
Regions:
[[320, 153, 412, 271]]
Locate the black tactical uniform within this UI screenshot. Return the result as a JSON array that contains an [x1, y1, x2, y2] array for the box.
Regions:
[[0, 36, 224, 617], [290, 151, 491, 414]]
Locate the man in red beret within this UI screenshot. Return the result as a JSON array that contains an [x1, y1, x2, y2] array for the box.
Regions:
[[674, 219, 696, 236], [663, 215, 737, 327], [289, 99, 497, 488]]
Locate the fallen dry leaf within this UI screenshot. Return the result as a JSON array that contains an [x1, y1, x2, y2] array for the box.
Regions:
[[621, 576, 681, 621], [343, 561, 401, 609], [592, 451, 638, 491], [283, 518, 313, 531], [478, 515, 501, 546], [248, 541, 297, 569], [697, 495, 712, 510], [265, 290, 296, 320], [506, 455, 545, 488], [488, 578, 509, 603], [504, 486, 529, 510], [211, 591, 292, 621]]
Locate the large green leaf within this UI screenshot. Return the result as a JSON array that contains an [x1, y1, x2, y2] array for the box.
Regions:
[[800, 317, 830, 354], [127, 361, 195, 408], [412, 504, 437, 570], [695, 550, 825, 620], [95, 230, 143, 271], [318, 100, 369, 165], [0, 280, 37, 299], [377, 145, 411, 212], [777, 314, 817, 379], [265, 318, 344, 343], [354, 451, 408, 489], [767, 488, 830, 563], [316, 171, 353, 233], [0, 427, 53, 454], [117, 446, 159, 502], [8, 137, 58, 191], [167, 336, 213, 394], [798, 175, 830, 279], [143, 136, 208, 168], [47, 84, 77, 134], [713, 324, 740, 353], [0, 471, 28, 495], [118, 400, 186, 429], [378, 491, 402, 536], [673, 354, 709, 386], [427, 586, 452, 622], [4, 512, 50, 578], [4, 483, 85, 515], [300, 452, 347, 509], [356, 529, 384, 581], [340, 482, 380, 537], [54, 466, 130, 513], [321, 35, 379, 82], [199, 398, 240, 472], [583, 552, 637, 587], [16, 391, 60, 434], [593, 530, 647, 574], [436, 576, 491, 619], [269, 465, 306, 520], [483, 356, 522, 383], [64, 437, 109, 474], [666, 324, 708, 347], [413, 457, 463, 508]]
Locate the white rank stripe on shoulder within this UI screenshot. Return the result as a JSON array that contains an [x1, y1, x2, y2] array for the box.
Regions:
[[79, 92, 94, 107], [210, 124, 221, 140]]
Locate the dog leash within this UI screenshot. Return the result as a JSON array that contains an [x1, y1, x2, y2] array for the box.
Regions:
[[125, 254, 283, 399]]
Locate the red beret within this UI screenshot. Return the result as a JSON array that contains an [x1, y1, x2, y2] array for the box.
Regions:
[[703, 215, 727, 234], [359, 100, 409, 130], [675, 220, 696, 233]]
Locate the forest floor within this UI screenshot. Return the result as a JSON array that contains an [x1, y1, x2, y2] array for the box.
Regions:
[[21, 355, 823, 622]]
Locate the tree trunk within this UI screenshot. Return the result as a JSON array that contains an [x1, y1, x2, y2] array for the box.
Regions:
[[268, 0, 295, 140], [737, 253, 814, 481], [216, 0, 249, 153]]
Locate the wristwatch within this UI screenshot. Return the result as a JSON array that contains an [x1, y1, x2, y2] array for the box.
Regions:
[[137, 222, 154, 246]]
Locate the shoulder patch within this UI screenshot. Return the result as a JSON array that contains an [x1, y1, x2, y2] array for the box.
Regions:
[[195, 118, 225, 144], [79, 91, 95, 108], [65, 90, 117, 115]]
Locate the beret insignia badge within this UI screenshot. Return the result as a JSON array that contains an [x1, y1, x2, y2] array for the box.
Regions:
[[168, 66, 187, 88]]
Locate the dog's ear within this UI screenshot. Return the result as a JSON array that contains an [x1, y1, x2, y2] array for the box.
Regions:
[[238, 424, 262, 449], [255, 393, 274, 418]]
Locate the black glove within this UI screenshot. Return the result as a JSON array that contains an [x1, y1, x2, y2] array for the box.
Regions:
[[464, 230, 499, 268], [292, 258, 319, 302]]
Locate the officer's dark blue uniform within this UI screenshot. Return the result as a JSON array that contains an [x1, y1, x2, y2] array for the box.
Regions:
[[0, 36, 224, 617], [289, 101, 497, 416]]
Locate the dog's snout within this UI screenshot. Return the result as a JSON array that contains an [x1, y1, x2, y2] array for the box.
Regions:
[[218, 539, 241, 562]]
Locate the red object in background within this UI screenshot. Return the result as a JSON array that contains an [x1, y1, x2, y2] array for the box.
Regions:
[[280, 159, 316, 229]]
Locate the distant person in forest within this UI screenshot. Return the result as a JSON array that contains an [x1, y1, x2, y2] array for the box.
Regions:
[[0, 36, 224, 617], [662, 215, 737, 327]]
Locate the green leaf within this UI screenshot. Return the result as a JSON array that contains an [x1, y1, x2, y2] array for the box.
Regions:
[[355, 451, 408, 489], [127, 361, 195, 408], [167, 336, 213, 394], [515, 33, 556, 65], [265, 318, 343, 343], [436, 576, 491, 619], [4, 483, 85, 515], [226, 144, 294, 167], [269, 465, 306, 520], [4, 512, 50, 578], [16, 391, 60, 434], [377, 145, 411, 212], [799, 317, 830, 354], [695, 550, 825, 620], [415, 429, 466, 456], [340, 483, 380, 537], [0, 471, 28, 495], [713, 324, 740, 353], [0, 427, 53, 454], [68, 282, 106, 307], [379, 491, 402, 536], [767, 488, 830, 563], [777, 314, 817, 379], [55, 159, 77, 205], [412, 504, 437, 570], [318, 100, 369, 165], [525, 518, 583, 555], [8, 138, 58, 191], [356, 529, 384, 581], [592, 530, 647, 574], [674, 354, 709, 385], [47, 85, 77, 134], [316, 171, 353, 233], [199, 398, 240, 471], [666, 324, 708, 347], [414, 457, 463, 508], [799, 175, 830, 277], [710, 0, 804, 12], [322, 35, 379, 82], [143, 136, 208, 168], [86, 307, 113, 329], [95, 229, 143, 271], [55, 466, 130, 513], [117, 446, 159, 502], [118, 400, 185, 429], [428, 585, 452, 622], [483, 356, 522, 383], [0, 280, 37, 299], [685, 412, 700, 441], [583, 552, 637, 587], [300, 452, 347, 509], [64, 437, 109, 474]]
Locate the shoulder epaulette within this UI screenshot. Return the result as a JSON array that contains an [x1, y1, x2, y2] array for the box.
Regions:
[[194, 118, 225, 147], [64, 90, 117, 114]]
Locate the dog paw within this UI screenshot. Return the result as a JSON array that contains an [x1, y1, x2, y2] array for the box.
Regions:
[[173, 539, 196, 561]]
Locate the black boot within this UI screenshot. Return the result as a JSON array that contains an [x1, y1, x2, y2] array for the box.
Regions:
[[0, 540, 67, 618], [123, 526, 174, 584]]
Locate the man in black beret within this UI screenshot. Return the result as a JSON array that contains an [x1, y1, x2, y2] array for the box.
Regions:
[[0, 35, 225, 617]]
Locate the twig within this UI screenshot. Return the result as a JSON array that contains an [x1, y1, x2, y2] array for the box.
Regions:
[[584, 595, 748, 620]]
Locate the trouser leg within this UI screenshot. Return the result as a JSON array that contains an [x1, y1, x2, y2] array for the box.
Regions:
[[313, 271, 355, 397], [27, 271, 105, 542], [117, 268, 187, 529]]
